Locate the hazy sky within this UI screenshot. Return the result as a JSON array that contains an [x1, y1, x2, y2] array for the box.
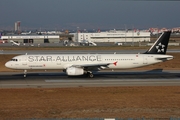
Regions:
[[0, 0, 180, 30]]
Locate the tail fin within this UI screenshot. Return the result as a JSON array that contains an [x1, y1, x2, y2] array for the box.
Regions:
[[144, 31, 171, 54]]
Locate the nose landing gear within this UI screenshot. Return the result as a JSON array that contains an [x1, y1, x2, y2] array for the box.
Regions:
[[24, 70, 27, 78]]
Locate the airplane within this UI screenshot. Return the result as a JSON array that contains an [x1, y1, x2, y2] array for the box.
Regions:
[[21, 31, 31, 35], [10, 40, 20, 46], [5, 31, 173, 78], [79, 34, 97, 46], [79, 40, 97, 46]]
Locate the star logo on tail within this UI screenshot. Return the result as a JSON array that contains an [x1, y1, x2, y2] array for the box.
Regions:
[[156, 43, 165, 53]]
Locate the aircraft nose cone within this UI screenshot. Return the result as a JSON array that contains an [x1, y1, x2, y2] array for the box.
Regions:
[[5, 62, 11, 68]]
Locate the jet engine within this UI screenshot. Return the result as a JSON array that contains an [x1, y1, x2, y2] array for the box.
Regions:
[[66, 67, 84, 76]]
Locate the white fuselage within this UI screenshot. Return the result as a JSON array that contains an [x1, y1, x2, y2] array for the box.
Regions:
[[5, 54, 173, 70]]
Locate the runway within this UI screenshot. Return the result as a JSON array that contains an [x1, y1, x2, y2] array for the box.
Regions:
[[0, 70, 180, 88]]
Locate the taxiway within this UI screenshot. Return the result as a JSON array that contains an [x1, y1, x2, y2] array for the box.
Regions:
[[0, 70, 180, 88]]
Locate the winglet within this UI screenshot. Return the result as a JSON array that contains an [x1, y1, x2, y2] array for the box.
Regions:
[[144, 31, 171, 54]]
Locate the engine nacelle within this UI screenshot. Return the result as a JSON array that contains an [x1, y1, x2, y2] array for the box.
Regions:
[[66, 67, 84, 76]]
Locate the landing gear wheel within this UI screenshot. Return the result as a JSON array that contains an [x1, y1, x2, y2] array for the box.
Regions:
[[24, 74, 26, 78], [24, 70, 27, 78], [87, 72, 94, 78]]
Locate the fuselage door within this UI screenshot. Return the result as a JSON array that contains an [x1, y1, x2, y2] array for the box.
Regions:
[[22, 55, 27, 66], [143, 56, 148, 64]]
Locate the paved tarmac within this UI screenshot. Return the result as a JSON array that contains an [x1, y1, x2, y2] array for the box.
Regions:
[[0, 70, 180, 88]]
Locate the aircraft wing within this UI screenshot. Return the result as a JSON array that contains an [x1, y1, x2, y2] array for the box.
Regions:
[[72, 62, 117, 71]]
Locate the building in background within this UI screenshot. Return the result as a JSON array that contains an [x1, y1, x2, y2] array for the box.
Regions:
[[75, 30, 151, 43], [14, 21, 21, 34]]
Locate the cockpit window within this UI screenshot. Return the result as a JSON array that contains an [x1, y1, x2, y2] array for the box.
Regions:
[[10, 59, 18, 61]]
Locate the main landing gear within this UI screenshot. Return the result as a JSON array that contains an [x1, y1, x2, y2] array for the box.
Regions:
[[87, 71, 94, 78]]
